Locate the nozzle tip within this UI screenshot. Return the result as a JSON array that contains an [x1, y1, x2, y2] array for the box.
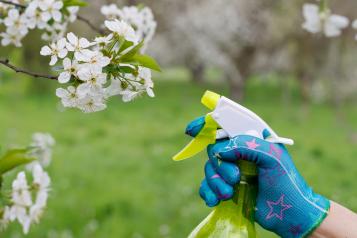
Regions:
[[201, 91, 220, 110]]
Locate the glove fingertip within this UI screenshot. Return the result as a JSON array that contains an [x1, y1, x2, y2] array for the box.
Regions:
[[218, 186, 234, 201], [206, 195, 220, 207], [262, 129, 271, 140], [185, 116, 206, 137], [199, 179, 219, 207]]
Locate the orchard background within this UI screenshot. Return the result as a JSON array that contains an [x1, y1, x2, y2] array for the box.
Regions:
[[1, 0, 357, 237]]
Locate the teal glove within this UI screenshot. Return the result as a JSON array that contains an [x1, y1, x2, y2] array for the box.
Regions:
[[186, 116, 330, 238]]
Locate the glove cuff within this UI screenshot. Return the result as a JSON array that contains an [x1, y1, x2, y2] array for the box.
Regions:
[[301, 199, 330, 238]]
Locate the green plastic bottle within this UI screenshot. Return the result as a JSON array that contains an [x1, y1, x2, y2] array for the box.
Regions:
[[189, 160, 258, 238]]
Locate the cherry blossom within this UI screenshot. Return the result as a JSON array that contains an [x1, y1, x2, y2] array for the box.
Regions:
[[105, 19, 138, 44], [39, 0, 63, 22], [77, 68, 107, 95], [4, 9, 29, 35], [26, 132, 55, 170], [40, 38, 68, 65], [0, 0, 79, 47], [66, 32, 93, 59], [302, 3, 349, 37], [58, 58, 80, 83], [101, 5, 157, 52], [101, 3, 120, 20], [56, 86, 83, 107]]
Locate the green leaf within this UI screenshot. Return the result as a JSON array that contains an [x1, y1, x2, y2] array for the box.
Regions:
[[63, 0, 88, 7], [118, 41, 135, 54], [119, 41, 144, 62], [118, 66, 136, 74], [0, 149, 36, 175], [131, 54, 161, 72]]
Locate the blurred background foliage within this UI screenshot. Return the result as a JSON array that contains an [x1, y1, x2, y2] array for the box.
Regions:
[[0, 0, 357, 237]]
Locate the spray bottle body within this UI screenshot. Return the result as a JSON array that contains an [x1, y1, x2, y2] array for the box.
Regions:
[[189, 160, 258, 238]]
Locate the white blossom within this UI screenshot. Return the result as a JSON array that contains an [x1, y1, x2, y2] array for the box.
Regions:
[[77, 95, 107, 113], [105, 19, 138, 44], [11, 172, 32, 207], [77, 68, 107, 95], [58, 58, 80, 83], [28, 133, 55, 168], [0, 0, 78, 47], [56, 86, 83, 108], [3, 9, 28, 35], [0, 27, 23, 47], [66, 32, 92, 58], [101, 5, 157, 52], [104, 79, 122, 97], [117, 67, 155, 102], [42, 21, 68, 42], [40, 38, 68, 65], [30, 164, 50, 223], [101, 4, 121, 20], [122, 67, 155, 100], [36, 6, 158, 113], [25, 3, 48, 30], [94, 34, 113, 48], [10, 172, 32, 234], [67, 6, 79, 22], [39, 0, 63, 22], [76, 51, 110, 71], [8, 164, 51, 234], [302, 3, 349, 37]]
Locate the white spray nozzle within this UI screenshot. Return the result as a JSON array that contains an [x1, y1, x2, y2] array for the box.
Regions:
[[212, 96, 294, 145]]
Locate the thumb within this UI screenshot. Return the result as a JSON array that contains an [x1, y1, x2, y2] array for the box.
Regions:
[[185, 116, 206, 137]]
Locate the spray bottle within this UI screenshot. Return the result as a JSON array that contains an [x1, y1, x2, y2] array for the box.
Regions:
[[173, 91, 294, 238]]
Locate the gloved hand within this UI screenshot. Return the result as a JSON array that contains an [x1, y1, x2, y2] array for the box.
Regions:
[[185, 116, 330, 238]]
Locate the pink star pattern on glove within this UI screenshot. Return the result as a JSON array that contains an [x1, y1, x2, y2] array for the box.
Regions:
[[266, 194, 292, 220], [268, 144, 283, 159], [246, 139, 260, 149]]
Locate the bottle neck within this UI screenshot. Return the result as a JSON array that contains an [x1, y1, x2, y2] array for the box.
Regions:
[[232, 160, 258, 227], [188, 160, 258, 238]]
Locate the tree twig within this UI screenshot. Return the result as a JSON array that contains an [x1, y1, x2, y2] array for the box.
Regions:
[[0, 1, 105, 35], [77, 15, 106, 35], [0, 59, 58, 81], [0, 0, 26, 8]]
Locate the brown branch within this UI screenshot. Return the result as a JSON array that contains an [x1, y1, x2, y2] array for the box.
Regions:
[[0, 0, 26, 8], [77, 15, 106, 35], [0, 59, 58, 81]]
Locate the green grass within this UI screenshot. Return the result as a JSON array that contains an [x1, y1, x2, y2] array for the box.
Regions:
[[0, 71, 356, 237]]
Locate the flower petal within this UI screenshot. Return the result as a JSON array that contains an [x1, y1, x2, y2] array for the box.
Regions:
[[58, 72, 71, 83], [40, 46, 51, 56]]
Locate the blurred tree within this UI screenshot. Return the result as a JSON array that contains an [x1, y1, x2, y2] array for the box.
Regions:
[[148, 0, 357, 103]]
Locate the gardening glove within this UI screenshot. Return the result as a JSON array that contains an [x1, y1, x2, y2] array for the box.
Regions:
[[185, 116, 330, 238]]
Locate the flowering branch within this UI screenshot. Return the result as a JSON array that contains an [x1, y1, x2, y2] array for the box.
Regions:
[[0, 0, 104, 35], [0, 2, 159, 113], [0, 59, 58, 80], [77, 15, 106, 35], [0, 0, 26, 9]]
